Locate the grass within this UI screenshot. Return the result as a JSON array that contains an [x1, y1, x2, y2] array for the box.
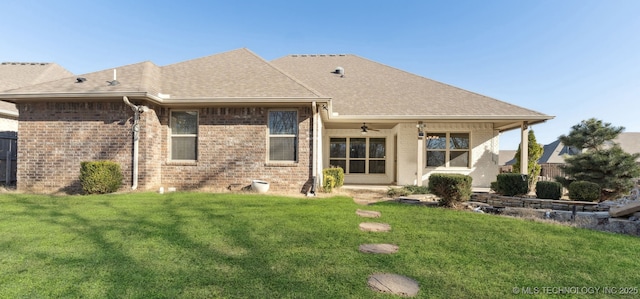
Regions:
[[1, 192, 639, 298]]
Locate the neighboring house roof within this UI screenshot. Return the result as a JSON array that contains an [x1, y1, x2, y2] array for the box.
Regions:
[[1, 49, 324, 104], [0, 62, 73, 119], [503, 132, 640, 165], [499, 150, 517, 166], [613, 132, 640, 158], [271, 54, 552, 130]]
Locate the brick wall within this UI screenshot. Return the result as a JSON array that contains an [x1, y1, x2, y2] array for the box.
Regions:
[[17, 102, 133, 193], [16, 102, 314, 193], [159, 107, 313, 192]]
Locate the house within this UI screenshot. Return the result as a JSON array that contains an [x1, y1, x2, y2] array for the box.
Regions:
[[0, 49, 553, 193], [501, 133, 640, 179]]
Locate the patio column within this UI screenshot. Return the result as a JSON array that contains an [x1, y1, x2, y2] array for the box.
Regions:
[[416, 122, 425, 186], [520, 121, 529, 175]]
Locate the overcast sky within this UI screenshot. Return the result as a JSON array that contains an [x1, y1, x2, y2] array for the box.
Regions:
[[2, 0, 638, 150]]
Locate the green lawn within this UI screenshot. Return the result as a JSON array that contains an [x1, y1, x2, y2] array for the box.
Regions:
[[1, 192, 638, 298]]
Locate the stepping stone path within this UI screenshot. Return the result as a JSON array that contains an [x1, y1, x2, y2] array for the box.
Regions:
[[356, 209, 382, 218], [367, 273, 420, 297], [359, 222, 391, 232], [359, 243, 399, 254], [356, 207, 420, 296]]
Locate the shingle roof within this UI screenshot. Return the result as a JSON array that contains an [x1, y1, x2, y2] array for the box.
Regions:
[[9, 61, 158, 94], [161, 49, 321, 98], [3, 49, 322, 101], [0, 62, 73, 91], [271, 54, 551, 120], [0, 62, 73, 116]]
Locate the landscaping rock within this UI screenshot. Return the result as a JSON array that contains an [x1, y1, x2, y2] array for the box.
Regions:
[[356, 209, 382, 218], [609, 200, 640, 217], [359, 243, 399, 254], [368, 273, 420, 297], [359, 222, 391, 232]]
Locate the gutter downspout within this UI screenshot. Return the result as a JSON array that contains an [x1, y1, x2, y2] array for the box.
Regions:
[[123, 96, 148, 190]]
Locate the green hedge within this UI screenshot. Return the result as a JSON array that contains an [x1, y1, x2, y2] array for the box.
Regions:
[[79, 161, 123, 194], [322, 167, 344, 192], [568, 181, 601, 202], [428, 174, 472, 207], [535, 181, 562, 200], [495, 173, 529, 196]]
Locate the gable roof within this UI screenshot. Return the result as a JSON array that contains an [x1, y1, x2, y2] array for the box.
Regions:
[[0, 62, 73, 118], [272, 54, 553, 130], [161, 49, 321, 99], [1, 49, 324, 105], [0, 62, 73, 91]]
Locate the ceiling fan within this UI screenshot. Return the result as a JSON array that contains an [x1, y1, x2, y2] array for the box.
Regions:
[[360, 122, 380, 133]]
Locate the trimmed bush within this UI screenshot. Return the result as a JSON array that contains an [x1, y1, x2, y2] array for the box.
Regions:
[[495, 173, 529, 196], [322, 175, 336, 192], [79, 161, 123, 194], [568, 181, 601, 202], [535, 181, 562, 200], [322, 167, 344, 192], [428, 174, 472, 207], [387, 185, 429, 197]]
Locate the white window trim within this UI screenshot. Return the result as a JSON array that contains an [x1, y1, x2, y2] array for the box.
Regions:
[[267, 109, 298, 163], [169, 110, 199, 162]]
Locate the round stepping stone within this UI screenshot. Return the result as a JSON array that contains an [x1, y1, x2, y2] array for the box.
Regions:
[[359, 222, 391, 232], [368, 273, 420, 297], [359, 243, 399, 254], [356, 209, 381, 218]]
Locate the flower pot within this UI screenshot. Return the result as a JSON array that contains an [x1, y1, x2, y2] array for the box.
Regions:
[[251, 180, 270, 193]]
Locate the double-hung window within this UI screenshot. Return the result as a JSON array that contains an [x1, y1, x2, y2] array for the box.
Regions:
[[170, 111, 198, 160], [426, 132, 469, 167], [330, 137, 386, 174], [268, 110, 298, 162]]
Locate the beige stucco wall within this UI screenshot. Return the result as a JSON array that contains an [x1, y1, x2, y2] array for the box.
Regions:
[[323, 122, 500, 187], [395, 122, 500, 188]]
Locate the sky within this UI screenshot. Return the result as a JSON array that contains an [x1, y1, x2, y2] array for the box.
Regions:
[[1, 0, 639, 150]]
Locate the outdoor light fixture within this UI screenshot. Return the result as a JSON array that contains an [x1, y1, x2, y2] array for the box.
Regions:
[[417, 121, 425, 138]]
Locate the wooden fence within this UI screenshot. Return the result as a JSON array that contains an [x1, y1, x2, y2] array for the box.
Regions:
[[0, 131, 17, 186]]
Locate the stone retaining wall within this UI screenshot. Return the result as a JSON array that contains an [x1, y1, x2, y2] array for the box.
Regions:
[[471, 193, 608, 212]]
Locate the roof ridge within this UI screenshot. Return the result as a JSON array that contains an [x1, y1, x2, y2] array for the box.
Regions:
[[242, 50, 327, 98], [1, 62, 51, 65]]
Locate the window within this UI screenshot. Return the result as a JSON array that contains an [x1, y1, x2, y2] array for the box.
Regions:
[[330, 137, 386, 174], [426, 132, 469, 167], [268, 110, 298, 162], [171, 111, 198, 160]]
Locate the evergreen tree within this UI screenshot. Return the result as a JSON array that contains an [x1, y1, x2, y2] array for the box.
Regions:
[[557, 118, 640, 201], [513, 130, 544, 192]]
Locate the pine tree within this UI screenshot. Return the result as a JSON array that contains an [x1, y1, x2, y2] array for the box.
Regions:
[[513, 130, 544, 192], [557, 118, 640, 201]]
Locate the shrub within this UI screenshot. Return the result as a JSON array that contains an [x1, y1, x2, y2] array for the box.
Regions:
[[568, 181, 601, 202], [490, 181, 498, 193], [535, 181, 562, 200], [322, 167, 344, 192], [495, 173, 529, 196], [428, 174, 472, 207], [387, 185, 429, 197], [323, 175, 336, 192], [79, 161, 123, 194]]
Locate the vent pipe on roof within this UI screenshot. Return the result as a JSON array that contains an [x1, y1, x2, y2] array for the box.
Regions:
[[334, 67, 344, 77]]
